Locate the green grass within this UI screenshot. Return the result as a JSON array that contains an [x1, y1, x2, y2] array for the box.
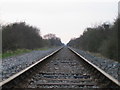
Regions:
[[86, 51, 105, 58], [34, 47, 50, 51], [1, 47, 51, 59], [86, 51, 119, 62], [2, 49, 32, 58], [0, 53, 2, 58]]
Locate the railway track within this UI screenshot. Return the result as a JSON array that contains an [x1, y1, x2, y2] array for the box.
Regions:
[[0, 47, 120, 89]]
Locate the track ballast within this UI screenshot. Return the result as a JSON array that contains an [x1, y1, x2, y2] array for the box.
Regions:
[[1, 47, 120, 89]]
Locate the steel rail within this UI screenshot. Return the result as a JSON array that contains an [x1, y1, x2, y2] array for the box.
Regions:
[[68, 47, 120, 87], [0, 47, 63, 87]]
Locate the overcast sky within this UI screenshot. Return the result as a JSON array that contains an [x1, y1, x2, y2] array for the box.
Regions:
[[0, 0, 119, 44]]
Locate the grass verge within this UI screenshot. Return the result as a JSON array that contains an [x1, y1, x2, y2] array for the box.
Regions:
[[2, 47, 50, 59], [86, 51, 119, 63], [0, 53, 2, 58], [2, 49, 32, 58]]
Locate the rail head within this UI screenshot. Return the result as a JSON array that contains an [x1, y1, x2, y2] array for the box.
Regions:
[[68, 47, 120, 87], [0, 47, 63, 87]]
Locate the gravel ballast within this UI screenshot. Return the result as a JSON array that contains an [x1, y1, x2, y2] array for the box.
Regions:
[[1, 46, 119, 88], [23, 47, 98, 88], [2, 47, 61, 80], [70, 47, 120, 82]]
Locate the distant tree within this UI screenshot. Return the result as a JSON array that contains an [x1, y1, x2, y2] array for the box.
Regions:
[[2, 22, 43, 52], [44, 34, 56, 39], [43, 33, 63, 47], [99, 18, 118, 60], [0, 23, 2, 53], [67, 17, 119, 62], [2, 21, 64, 53]]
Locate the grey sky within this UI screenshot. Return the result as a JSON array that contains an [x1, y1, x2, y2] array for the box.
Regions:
[[0, 0, 118, 44]]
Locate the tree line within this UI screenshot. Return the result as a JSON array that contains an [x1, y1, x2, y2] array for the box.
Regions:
[[67, 17, 119, 62], [2, 22, 63, 53]]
